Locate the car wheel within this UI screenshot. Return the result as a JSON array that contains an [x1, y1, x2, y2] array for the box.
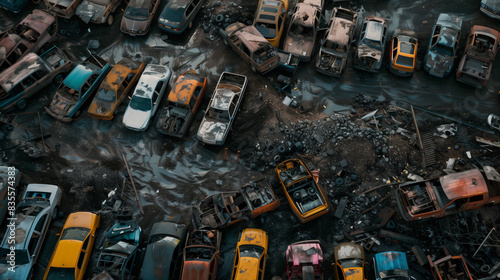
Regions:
[[250, 64, 258, 73], [188, 21, 193, 29], [17, 99, 27, 110], [52, 73, 65, 85], [107, 14, 114, 25]]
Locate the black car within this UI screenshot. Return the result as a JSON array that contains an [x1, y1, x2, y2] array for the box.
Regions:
[[157, 0, 205, 34], [139, 222, 187, 280]]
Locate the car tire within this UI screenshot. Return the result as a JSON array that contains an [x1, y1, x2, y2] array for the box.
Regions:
[[52, 73, 65, 85], [107, 15, 114, 25], [188, 21, 193, 29], [17, 99, 27, 110]]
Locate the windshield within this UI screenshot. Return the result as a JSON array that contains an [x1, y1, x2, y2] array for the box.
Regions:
[[239, 245, 264, 258], [125, 7, 148, 21], [431, 43, 453, 57], [96, 88, 116, 102], [161, 6, 185, 24], [0, 248, 30, 265], [379, 269, 409, 278], [396, 55, 414, 67], [46, 267, 76, 280], [208, 108, 229, 122], [362, 38, 382, 50], [129, 96, 152, 111], [61, 227, 91, 241], [338, 258, 363, 268]]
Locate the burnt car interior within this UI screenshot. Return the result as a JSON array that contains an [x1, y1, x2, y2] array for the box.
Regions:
[[400, 180, 447, 215], [435, 256, 469, 280], [185, 230, 217, 260]]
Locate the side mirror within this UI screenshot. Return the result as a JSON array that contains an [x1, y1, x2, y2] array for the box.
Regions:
[[128, 96, 132, 100], [56, 233, 61, 236]]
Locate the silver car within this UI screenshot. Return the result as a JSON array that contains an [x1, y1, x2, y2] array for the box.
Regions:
[[122, 64, 171, 131], [0, 184, 61, 279]]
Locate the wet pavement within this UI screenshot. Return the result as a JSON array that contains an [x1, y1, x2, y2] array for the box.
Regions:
[[1, 0, 500, 279]]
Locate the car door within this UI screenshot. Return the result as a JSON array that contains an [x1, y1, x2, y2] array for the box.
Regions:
[[28, 213, 48, 263]]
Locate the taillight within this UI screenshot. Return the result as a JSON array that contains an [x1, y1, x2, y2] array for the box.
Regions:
[[175, 28, 181, 31], [457, 71, 462, 77], [483, 80, 487, 86]]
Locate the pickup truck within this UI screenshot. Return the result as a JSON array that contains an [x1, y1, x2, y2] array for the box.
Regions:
[[456, 25, 500, 88], [221, 22, 280, 74], [316, 7, 358, 77], [395, 166, 500, 221]]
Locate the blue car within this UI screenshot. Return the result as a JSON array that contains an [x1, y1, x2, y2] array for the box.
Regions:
[[373, 251, 413, 280], [45, 55, 111, 122], [94, 220, 142, 280], [423, 13, 463, 78], [0, 0, 27, 13], [157, 0, 204, 34]]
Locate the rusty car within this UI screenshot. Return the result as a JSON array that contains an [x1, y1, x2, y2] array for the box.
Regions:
[[388, 28, 419, 77], [315, 7, 358, 77], [0, 46, 72, 112], [46, 54, 111, 122], [121, 0, 160, 36], [253, 0, 288, 47], [157, 0, 205, 34], [333, 242, 366, 280], [427, 254, 473, 280], [75, 0, 122, 25], [196, 72, 247, 145], [286, 240, 323, 280], [456, 25, 500, 88], [123, 64, 171, 131], [395, 166, 500, 221], [275, 159, 329, 223], [423, 13, 463, 78], [353, 15, 388, 73], [283, 0, 323, 62], [87, 58, 145, 120], [222, 22, 280, 74], [155, 69, 206, 137], [231, 228, 268, 280], [192, 178, 280, 230], [0, 9, 57, 72], [180, 229, 221, 280], [44, 0, 83, 18]]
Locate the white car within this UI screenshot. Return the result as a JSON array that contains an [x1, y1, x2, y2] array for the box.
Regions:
[[122, 64, 171, 131], [0, 183, 61, 280]]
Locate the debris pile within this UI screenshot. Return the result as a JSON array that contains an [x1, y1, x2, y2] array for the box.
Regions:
[[200, 1, 257, 39]]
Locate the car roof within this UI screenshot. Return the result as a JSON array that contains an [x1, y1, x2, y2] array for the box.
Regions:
[[101, 63, 134, 90], [234, 257, 260, 280], [288, 241, 322, 266], [133, 64, 171, 99], [436, 13, 462, 30], [334, 242, 364, 260], [326, 12, 355, 45], [374, 251, 408, 272], [20, 9, 56, 36], [0, 53, 48, 91], [438, 26, 459, 47], [168, 71, 204, 104], [140, 236, 181, 279], [128, 0, 150, 9], [239, 228, 267, 246], [63, 212, 98, 229], [440, 169, 488, 200], [256, 0, 282, 22], [236, 25, 271, 53], [63, 63, 100, 90], [365, 20, 384, 41], [182, 260, 210, 279], [293, 3, 318, 27], [210, 87, 237, 111], [49, 240, 83, 268]]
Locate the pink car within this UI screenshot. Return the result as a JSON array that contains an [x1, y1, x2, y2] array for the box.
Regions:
[[286, 240, 324, 279]]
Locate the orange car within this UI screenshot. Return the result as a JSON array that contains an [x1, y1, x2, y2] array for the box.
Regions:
[[87, 58, 145, 120], [156, 70, 207, 137], [43, 212, 100, 280], [389, 28, 418, 77], [275, 159, 329, 223], [181, 229, 222, 280], [231, 228, 268, 280]]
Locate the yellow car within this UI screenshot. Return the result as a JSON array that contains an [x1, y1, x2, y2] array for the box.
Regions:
[[253, 0, 289, 47], [333, 242, 366, 280], [389, 28, 418, 77], [232, 228, 268, 280], [88, 58, 145, 120], [43, 212, 100, 280]]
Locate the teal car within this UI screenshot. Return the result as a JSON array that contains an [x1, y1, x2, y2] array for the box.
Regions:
[[45, 55, 111, 122]]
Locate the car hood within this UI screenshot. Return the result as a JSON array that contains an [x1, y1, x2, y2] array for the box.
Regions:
[[76, 1, 105, 23], [123, 107, 151, 130], [357, 44, 382, 61], [425, 51, 453, 77], [0, 262, 30, 279], [121, 18, 148, 32], [197, 119, 227, 144]]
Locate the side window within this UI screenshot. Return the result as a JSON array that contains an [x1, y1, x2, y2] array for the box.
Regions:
[[81, 82, 91, 95], [22, 75, 37, 88], [186, 3, 195, 16], [33, 69, 49, 81], [392, 38, 398, 59], [192, 0, 200, 5], [88, 74, 99, 85], [336, 265, 345, 280], [152, 91, 159, 104], [362, 23, 367, 33], [82, 236, 90, 251], [10, 84, 23, 96], [122, 74, 133, 89], [278, 14, 283, 29], [240, 43, 250, 56], [193, 86, 202, 98], [469, 195, 483, 203], [77, 251, 85, 269], [229, 95, 239, 116], [35, 215, 47, 232], [189, 96, 196, 109], [155, 81, 164, 94], [118, 84, 126, 94]]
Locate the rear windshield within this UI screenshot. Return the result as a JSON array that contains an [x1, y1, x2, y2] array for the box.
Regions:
[[46, 267, 76, 280], [396, 55, 414, 67]]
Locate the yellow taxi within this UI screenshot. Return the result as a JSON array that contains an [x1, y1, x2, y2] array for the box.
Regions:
[[232, 228, 268, 280], [43, 212, 100, 280], [333, 242, 366, 280], [88, 58, 145, 120], [389, 28, 418, 77], [253, 0, 289, 47]]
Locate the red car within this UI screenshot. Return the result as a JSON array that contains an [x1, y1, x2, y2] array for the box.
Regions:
[[286, 240, 323, 279]]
